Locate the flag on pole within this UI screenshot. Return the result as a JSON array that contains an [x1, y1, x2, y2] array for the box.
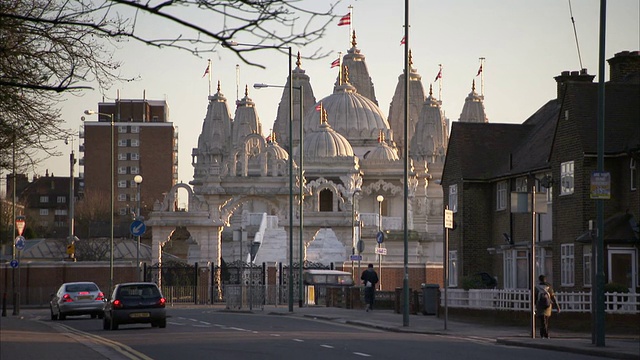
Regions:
[[338, 13, 351, 26], [330, 58, 340, 68], [400, 36, 406, 45], [434, 69, 442, 82], [476, 64, 483, 77], [202, 63, 210, 78]]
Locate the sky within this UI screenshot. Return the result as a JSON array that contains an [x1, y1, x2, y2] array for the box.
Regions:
[[14, 0, 640, 191]]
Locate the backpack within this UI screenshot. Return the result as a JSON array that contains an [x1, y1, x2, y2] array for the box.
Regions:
[[537, 287, 551, 309]]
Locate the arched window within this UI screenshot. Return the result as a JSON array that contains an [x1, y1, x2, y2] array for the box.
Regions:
[[319, 189, 333, 212]]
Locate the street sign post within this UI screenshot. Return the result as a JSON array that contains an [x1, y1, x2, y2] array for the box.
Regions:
[[349, 254, 362, 261], [376, 231, 384, 244], [374, 247, 387, 255], [10, 260, 18, 269]]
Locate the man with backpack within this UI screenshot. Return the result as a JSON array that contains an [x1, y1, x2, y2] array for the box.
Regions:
[[361, 264, 379, 312], [535, 274, 560, 338]]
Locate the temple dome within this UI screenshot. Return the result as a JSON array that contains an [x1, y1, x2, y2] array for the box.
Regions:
[[302, 111, 354, 160]]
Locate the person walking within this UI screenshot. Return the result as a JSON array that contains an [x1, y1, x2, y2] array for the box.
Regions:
[[361, 264, 379, 312], [535, 274, 560, 338]]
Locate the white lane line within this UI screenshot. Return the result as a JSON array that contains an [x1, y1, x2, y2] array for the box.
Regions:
[[353, 352, 372, 357], [199, 321, 210, 325], [270, 334, 281, 337], [168, 322, 186, 326], [292, 339, 304, 342], [320, 344, 334, 349], [193, 324, 211, 328]]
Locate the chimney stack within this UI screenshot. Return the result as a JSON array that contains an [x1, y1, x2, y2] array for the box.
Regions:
[[554, 69, 595, 100], [607, 51, 640, 83]]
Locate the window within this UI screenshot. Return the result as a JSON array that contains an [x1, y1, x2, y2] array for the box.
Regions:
[[118, 166, 127, 174], [118, 180, 128, 188], [448, 184, 458, 213], [631, 159, 637, 191], [54, 209, 67, 216], [57, 196, 66, 203], [319, 189, 333, 212], [516, 250, 528, 289], [131, 126, 140, 133], [561, 244, 575, 286], [118, 139, 127, 147], [40, 208, 49, 216], [583, 245, 592, 287], [515, 177, 528, 192], [118, 153, 128, 161], [118, 193, 127, 201], [119, 207, 129, 215], [496, 181, 507, 210], [449, 251, 458, 287], [130, 166, 139, 175], [561, 161, 574, 195], [131, 152, 140, 161], [118, 126, 128, 133], [131, 139, 139, 147], [40, 196, 49, 203], [130, 180, 137, 187]]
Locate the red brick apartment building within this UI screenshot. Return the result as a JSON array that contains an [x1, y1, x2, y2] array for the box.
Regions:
[[81, 98, 178, 237]]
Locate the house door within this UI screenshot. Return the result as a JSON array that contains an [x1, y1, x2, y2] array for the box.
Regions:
[[608, 249, 637, 292]]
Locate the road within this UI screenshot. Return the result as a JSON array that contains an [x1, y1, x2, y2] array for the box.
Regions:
[[35, 308, 608, 360]]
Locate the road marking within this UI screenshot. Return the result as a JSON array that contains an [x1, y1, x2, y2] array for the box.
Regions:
[[270, 333, 281, 337], [54, 322, 152, 360], [353, 352, 372, 357], [293, 339, 304, 342], [320, 344, 334, 349]]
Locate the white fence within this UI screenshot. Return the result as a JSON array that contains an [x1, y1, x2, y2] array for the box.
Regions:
[[443, 289, 640, 314]]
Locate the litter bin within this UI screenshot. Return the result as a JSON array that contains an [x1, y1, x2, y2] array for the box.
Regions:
[[421, 283, 439, 315]]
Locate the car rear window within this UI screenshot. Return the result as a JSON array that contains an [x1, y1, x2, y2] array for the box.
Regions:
[[118, 285, 161, 299], [66, 283, 99, 292]]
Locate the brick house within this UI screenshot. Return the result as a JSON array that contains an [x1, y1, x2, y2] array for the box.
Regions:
[[441, 51, 639, 293]]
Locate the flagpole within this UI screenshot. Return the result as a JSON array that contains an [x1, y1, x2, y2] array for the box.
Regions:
[[479, 57, 485, 97], [338, 52, 343, 86], [235, 64, 240, 100], [207, 59, 212, 96], [438, 64, 443, 102], [348, 5, 353, 47]]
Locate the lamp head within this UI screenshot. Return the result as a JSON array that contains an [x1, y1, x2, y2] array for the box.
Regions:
[[253, 83, 269, 89], [376, 195, 384, 202], [134, 175, 143, 184], [84, 110, 95, 115]]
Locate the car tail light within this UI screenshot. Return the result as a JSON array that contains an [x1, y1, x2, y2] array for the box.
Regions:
[[113, 299, 123, 309], [62, 294, 73, 302], [95, 292, 105, 301], [157, 297, 166, 308]]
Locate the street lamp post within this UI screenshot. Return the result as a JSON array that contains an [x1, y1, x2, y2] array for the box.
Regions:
[[254, 82, 305, 308], [84, 110, 115, 294], [134, 175, 143, 280], [229, 42, 294, 312], [376, 194, 384, 290], [66, 136, 76, 261], [351, 189, 361, 278]]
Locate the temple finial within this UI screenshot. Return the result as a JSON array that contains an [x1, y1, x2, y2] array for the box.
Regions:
[[351, 30, 357, 48], [429, 84, 433, 97], [296, 51, 301, 68], [409, 50, 413, 68], [245, 84, 249, 97], [343, 65, 350, 84], [472, 79, 476, 93], [217, 80, 221, 93]]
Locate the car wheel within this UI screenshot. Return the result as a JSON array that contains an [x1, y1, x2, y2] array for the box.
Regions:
[[91, 314, 97, 319], [158, 319, 166, 328], [102, 317, 110, 330], [50, 307, 58, 321], [59, 313, 66, 320]]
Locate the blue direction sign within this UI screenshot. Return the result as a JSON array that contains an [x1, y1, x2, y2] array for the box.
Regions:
[[130, 220, 146, 236], [376, 231, 385, 244], [350, 254, 362, 261], [15, 236, 26, 251], [10, 259, 18, 268]]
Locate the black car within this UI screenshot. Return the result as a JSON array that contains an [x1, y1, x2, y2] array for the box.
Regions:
[[103, 282, 166, 330]]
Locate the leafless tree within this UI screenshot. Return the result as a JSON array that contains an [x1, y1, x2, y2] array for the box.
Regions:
[[0, 0, 339, 172]]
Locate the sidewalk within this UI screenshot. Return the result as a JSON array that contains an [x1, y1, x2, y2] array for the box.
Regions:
[[252, 304, 640, 360]]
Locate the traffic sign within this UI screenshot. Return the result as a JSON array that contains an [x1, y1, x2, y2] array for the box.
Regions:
[[66, 243, 75, 255], [10, 259, 18, 268], [15, 236, 26, 251], [130, 220, 146, 236], [376, 231, 384, 244], [15, 216, 26, 236], [350, 254, 362, 261], [375, 247, 387, 255], [444, 209, 453, 229], [357, 240, 364, 253]]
